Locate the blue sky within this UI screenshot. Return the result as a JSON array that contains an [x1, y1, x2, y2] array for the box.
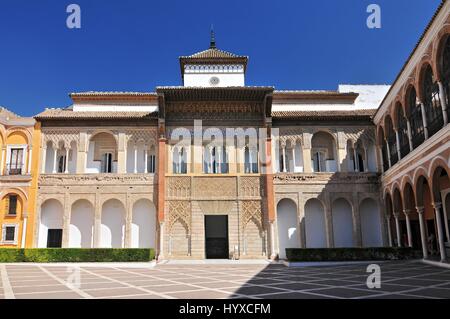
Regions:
[[0, 0, 442, 116]]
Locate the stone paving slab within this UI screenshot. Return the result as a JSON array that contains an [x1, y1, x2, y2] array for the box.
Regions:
[[1, 261, 450, 299]]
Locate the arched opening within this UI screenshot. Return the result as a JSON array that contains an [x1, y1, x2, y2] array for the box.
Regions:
[[311, 131, 337, 172], [360, 198, 382, 247], [100, 199, 125, 248], [406, 86, 425, 149], [69, 200, 94, 248], [276, 199, 300, 259], [416, 175, 438, 256], [393, 188, 407, 247], [244, 218, 264, 256], [131, 199, 156, 248], [2, 192, 23, 216], [38, 199, 64, 248], [439, 35, 450, 116], [87, 132, 117, 174], [431, 165, 450, 249], [170, 220, 189, 256], [304, 198, 327, 248], [378, 127, 389, 172], [421, 64, 444, 137], [244, 146, 258, 174], [403, 183, 421, 249], [395, 102, 410, 158], [384, 115, 398, 166], [331, 198, 354, 248], [44, 141, 55, 174], [173, 146, 188, 174]]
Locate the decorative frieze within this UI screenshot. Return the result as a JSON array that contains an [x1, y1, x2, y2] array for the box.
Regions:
[[273, 173, 380, 184], [193, 177, 236, 198], [39, 174, 155, 186], [166, 176, 191, 199]]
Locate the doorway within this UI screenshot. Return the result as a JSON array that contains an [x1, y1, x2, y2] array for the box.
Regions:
[[205, 215, 229, 259], [47, 229, 63, 248]]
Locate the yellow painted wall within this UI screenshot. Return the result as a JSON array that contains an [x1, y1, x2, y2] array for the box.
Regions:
[[0, 123, 40, 248]]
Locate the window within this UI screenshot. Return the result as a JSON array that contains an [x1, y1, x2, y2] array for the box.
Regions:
[[148, 154, 156, 173], [312, 151, 326, 172], [422, 65, 444, 137], [408, 87, 425, 148], [1, 224, 18, 244], [58, 155, 66, 173], [8, 148, 24, 175], [7, 195, 18, 216], [101, 153, 113, 173]]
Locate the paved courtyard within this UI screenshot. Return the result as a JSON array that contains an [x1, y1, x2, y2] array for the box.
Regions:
[[1, 261, 450, 299]]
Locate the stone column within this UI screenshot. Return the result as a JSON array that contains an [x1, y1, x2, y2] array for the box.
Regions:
[[438, 81, 448, 125], [93, 194, 102, 248], [376, 145, 383, 173], [302, 133, 312, 173], [442, 200, 450, 242], [158, 222, 165, 260], [353, 148, 358, 172], [124, 195, 132, 248], [416, 206, 428, 259], [157, 138, 166, 223], [144, 148, 148, 174], [433, 202, 447, 262], [291, 145, 296, 173], [52, 148, 58, 173], [298, 197, 306, 248], [282, 146, 287, 173], [27, 146, 33, 174], [62, 193, 70, 248], [117, 132, 127, 174], [393, 212, 402, 247], [270, 221, 276, 259], [352, 195, 362, 247], [364, 147, 369, 172], [133, 145, 138, 174], [385, 142, 392, 168], [64, 148, 69, 174], [404, 209, 413, 247], [386, 215, 393, 247], [325, 205, 334, 248], [420, 102, 429, 139], [406, 120, 414, 152], [395, 130, 402, 160], [76, 132, 87, 174]]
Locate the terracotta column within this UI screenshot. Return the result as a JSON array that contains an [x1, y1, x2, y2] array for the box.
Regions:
[[416, 206, 428, 259], [157, 136, 166, 259], [264, 137, 276, 259]]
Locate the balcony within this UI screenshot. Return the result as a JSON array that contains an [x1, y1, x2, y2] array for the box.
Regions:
[[274, 172, 380, 185], [6, 164, 24, 176]]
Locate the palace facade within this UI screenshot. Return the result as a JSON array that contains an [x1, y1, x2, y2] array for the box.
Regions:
[[1, 1, 449, 262]]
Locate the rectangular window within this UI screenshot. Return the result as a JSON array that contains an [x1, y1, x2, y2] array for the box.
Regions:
[[8, 148, 24, 175], [5, 226, 15, 241], [8, 195, 18, 216], [2, 224, 17, 244], [101, 153, 113, 173]]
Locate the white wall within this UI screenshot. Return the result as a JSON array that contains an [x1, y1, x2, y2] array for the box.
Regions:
[[277, 199, 300, 259], [332, 199, 354, 248], [131, 199, 156, 248], [360, 199, 383, 247], [69, 200, 94, 248], [305, 199, 327, 248], [45, 147, 55, 173], [38, 199, 63, 248], [100, 199, 125, 248]]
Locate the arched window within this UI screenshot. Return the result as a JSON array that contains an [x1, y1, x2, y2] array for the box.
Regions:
[[385, 116, 398, 166], [380, 130, 389, 172], [58, 155, 66, 173], [407, 87, 424, 148], [173, 146, 187, 174], [422, 65, 443, 137], [396, 104, 410, 158]]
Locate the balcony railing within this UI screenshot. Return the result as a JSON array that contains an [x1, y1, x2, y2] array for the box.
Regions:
[[6, 164, 24, 176]]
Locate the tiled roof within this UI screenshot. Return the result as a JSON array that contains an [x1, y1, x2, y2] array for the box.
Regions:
[[35, 108, 158, 120], [272, 109, 376, 119], [180, 48, 246, 59], [70, 91, 156, 97], [0, 106, 20, 119]]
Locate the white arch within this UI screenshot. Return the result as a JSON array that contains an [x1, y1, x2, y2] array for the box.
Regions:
[[38, 199, 64, 248], [131, 199, 156, 248], [69, 200, 94, 248], [100, 199, 125, 248], [332, 199, 354, 248], [276, 199, 300, 259], [360, 198, 383, 247], [305, 199, 327, 248]]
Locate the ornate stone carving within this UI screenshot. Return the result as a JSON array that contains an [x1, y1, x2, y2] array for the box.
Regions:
[[193, 177, 236, 198], [42, 128, 80, 149], [168, 201, 191, 234], [197, 201, 233, 215], [273, 173, 380, 184], [39, 174, 155, 186], [241, 200, 263, 231], [166, 176, 191, 198], [239, 176, 262, 197]]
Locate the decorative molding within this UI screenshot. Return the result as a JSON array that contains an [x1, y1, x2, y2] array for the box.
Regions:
[[39, 174, 155, 186]]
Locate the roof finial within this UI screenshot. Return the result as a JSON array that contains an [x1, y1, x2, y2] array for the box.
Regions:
[[210, 24, 216, 49]]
